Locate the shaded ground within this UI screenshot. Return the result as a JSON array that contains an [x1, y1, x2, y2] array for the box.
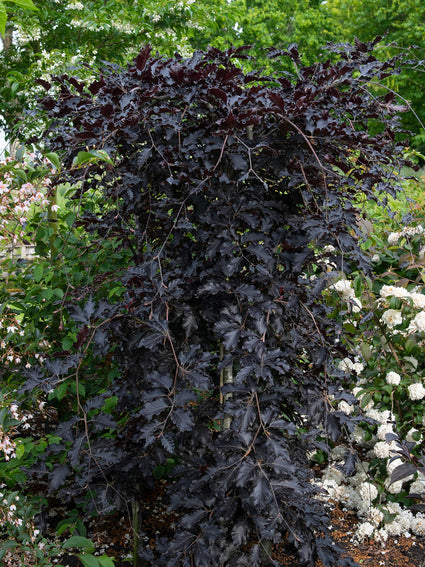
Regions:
[[3, 482, 425, 566], [90, 484, 425, 567]]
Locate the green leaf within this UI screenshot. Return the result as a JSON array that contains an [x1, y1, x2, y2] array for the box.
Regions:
[[312, 451, 326, 464], [365, 276, 373, 292], [77, 382, 86, 397], [40, 288, 54, 300], [373, 391, 382, 403], [0, 540, 18, 560], [62, 335, 75, 350], [45, 152, 61, 171], [15, 145, 25, 161], [78, 554, 101, 567], [101, 396, 118, 413], [360, 342, 372, 362], [360, 391, 372, 409], [53, 288, 64, 299], [62, 536, 95, 554], [98, 555, 115, 567], [88, 150, 114, 165], [14, 168, 27, 182], [65, 212, 77, 227], [353, 274, 362, 294], [0, 3, 7, 37], [6, 0, 38, 9], [33, 264, 44, 282], [15, 443, 25, 460], [381, 509, 397, 524], [108, 286, 124, 299], [344, 323, 357, 334], [153, 465, 165, 480], [405, 338, 417, 354], [72, 151, 94, 168], [71, 149, 114, 168], [364, 429, 373, 442], [56, 382, 68, 402]]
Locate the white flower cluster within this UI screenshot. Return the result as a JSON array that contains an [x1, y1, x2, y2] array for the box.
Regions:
[[385, 371, 401, 385], [330, 278, 362, 313], [407, 382, 425, 401], [14, 23, 42, 45], [312, 375, 425, 543], [313, 438, 425, 543], [0, 430, 16, 461], [319, 224, 425, 545], [408, 311, 425, 333], [65, 1, 84, 9], [381, 308, 402, 329], [388, 224, 424, 245], [338, 357, 364, 375], [378, 284, 425, 336], [0, 489, 24, 529], [380, 285, 425, 309]]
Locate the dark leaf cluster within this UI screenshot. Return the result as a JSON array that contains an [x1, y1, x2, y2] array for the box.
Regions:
[[28, 41, 414, 566]]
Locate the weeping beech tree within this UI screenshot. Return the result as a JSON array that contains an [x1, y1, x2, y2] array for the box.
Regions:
[[26, 39, 413, 566]]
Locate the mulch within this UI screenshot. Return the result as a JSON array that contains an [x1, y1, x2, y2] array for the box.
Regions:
[[87, 482, 425, 567]]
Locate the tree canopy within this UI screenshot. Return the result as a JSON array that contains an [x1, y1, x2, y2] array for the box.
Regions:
[[1, 0, 425, 147]]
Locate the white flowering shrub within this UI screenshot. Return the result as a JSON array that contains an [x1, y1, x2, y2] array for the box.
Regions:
[[321, 203, 425, 542], [0, 151, 58, 376], [0, 151, 55, 249]]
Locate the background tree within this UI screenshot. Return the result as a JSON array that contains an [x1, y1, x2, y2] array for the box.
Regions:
[[324, 0, 425, 147], [0, 0, 241, 145], [0, 0, 37, 37], [190, 0, 338, 72], [2, 0, 424, 150]]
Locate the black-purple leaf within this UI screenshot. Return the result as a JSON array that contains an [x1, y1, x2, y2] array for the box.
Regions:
[[33, 40, 413, 567], [343, 450, 358, 477], [134, 45, 152, 71], [170, 409, 193, 432], [236, 460, 256, 487], [36, 78, 51, 91], [232, 521, 249, 546], [252, 476, 269, 507], [141, 398, 170, 420], [389, 463, 417, 485], [49, 464, 70, 491], [160, 434, 174, 453]]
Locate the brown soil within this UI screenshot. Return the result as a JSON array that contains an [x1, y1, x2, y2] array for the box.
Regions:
[[269, 501, 425, 566], [317, 502, 425, 567], [106, 483, 425, 567]]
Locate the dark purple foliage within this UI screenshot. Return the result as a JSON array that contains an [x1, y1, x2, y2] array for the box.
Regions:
[[27, 39, 414, 566]]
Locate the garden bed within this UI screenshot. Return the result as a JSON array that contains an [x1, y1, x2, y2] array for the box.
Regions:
[[4, 481, 424, 567]]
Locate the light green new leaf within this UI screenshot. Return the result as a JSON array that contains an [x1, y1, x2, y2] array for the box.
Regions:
[[72, 151, 96, 168], [5, 0, 37, 10], [72, 149, 114, 168], [0, 3, 7, 36], [0, 0, 37, 36]]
